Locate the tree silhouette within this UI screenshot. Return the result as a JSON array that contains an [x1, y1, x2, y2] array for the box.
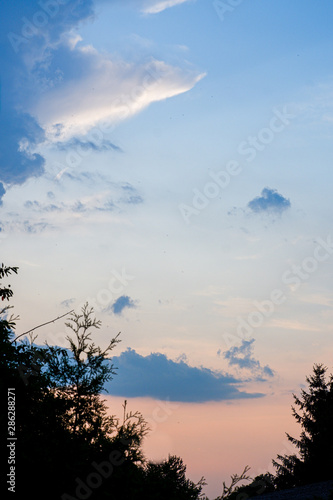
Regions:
[[273, 363, 333, 489], [144, 455, 206, 500], [45, 304, 121, 445], [218, 472, 275, 499], [2, 270, 204, 500], [0, 265, 74, 498], [0, 263, 20, 380]]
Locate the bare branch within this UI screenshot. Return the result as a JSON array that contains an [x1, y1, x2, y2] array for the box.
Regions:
[[218, 465, 252, 499], [11, 310, 75, 343]]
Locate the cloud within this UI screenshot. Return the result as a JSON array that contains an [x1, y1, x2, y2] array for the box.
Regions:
[[23, 197, 114, 214], [23, 181, 143, 215], [222, 339, 275, 380], [176, 352, 188, 363], [106, 295, 137, 315], [120, 184, 144, 205], [142, 0, 192, 14], [54, 138, 123, 153], [60, 298, 76, 309], [33, 51, 205, 141], [0, 183, 5, 206], [247, 188, 291, 214], [0, 0, 204, 186], [121, 194, 143, 205], [24, 200, 62, 212], [105, 348, 265, 402], [0, 0, 94, 187], [0, 175, 144, 237], [0, 110, 46, 186], [0, 218, 55, 235], [4, 0, 94, 53]]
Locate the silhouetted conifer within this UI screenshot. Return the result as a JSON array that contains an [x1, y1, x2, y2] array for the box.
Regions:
[[273, 363, 333, 489]]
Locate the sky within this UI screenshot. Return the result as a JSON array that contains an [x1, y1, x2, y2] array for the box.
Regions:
[[1, 0, 333, 497]]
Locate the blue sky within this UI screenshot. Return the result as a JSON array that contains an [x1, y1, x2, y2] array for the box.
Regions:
[[2, 0, 333, 496]]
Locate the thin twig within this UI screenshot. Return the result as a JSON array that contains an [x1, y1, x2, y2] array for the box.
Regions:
[[122, 400, 127, 425], [10, 310, 75, 343], [219, 465, 252, 499]]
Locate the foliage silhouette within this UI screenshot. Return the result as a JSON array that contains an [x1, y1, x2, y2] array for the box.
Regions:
[[218, 472, 276, 499], [273, 363, 333, 489], [1, 268, 205, 500], [0, 263, 18, 301], [214, 465, 252, 499], [214, 365, 333, 499], [0, 265, 73, 498], [45, 304, 121, 445], [143, 455, 206, 500]]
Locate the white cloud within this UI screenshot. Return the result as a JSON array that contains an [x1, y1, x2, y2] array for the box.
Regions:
[[142, 0, 191, 15], [33, 47, 205, 142]]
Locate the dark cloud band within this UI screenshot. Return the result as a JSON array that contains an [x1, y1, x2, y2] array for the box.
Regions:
[[105, 348, 265, 402]]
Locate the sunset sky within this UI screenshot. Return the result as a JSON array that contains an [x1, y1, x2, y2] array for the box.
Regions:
[[1, 0, 333, 497]]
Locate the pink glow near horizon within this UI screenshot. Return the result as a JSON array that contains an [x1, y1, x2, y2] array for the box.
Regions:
[[105, 394, 300, 499]]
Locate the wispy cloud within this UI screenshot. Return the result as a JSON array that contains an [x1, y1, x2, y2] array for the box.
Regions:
[[142, 0, 192, 14], [23, 197, 114, 214], [0, 174, 144, 237], [247, 188, 291, 214], [24, 200, 62, 212], [60, 298, 76, 309], [54, 138, 123, 153], [23, 181, 143, 215], [106, 348, 265, 402], [120, 184, 144, 205], [222, 339, 275, 380], [0, 220, 54, 235]]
